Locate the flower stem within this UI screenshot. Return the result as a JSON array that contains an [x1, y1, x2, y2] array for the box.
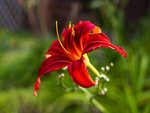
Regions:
[[79, 87, 109, 113]]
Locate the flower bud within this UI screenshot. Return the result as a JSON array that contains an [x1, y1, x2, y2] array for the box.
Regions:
[[101, 67, 105, 71], [110, 62, 114, 67], [106, 66, 110, 71]]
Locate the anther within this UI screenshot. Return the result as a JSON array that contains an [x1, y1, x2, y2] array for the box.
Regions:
[[56, 21, 70, 54]]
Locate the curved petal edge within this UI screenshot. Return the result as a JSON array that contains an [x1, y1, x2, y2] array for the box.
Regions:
[[68, 57, 96, 88], [34, 55, 72, 96]]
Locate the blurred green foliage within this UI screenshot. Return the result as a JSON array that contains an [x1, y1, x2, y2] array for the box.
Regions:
[[0, 0, 150, 113]]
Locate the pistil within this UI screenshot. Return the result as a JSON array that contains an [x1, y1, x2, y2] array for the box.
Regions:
[[83, 54, 102, 78]]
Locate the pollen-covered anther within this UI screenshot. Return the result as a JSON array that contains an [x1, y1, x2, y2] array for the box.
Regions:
[[69, 21, 71, 29], [93, 26, 101, 33], [72, 24, 75, 36], [56, 21, 70, 54]]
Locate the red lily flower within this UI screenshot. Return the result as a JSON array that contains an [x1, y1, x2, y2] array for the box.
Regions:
[[34, 21, 126, 96]]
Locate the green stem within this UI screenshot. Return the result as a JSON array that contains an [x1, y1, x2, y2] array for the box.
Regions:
[[79, 87, 109, 113]]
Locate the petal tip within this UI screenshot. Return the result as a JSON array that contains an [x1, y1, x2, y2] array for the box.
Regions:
[[33, 91, 37, 96], [34, 77, 41, 96], [117, 47, 127, 58], [123, 53, 127, 58]]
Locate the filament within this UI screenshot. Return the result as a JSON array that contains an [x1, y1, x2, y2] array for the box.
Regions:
[[56, 21, 70, 54]]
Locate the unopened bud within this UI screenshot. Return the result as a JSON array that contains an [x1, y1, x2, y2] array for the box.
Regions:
[[110, 62, 114, 67], [106, 66, 110, 71], [101, 74, 106, 78], [95, 85, 98, 88], [95, 77, 99, 80], [61, 73, 64, 77], [104, 87, 107, 92], [95, 80, 98, 85], [58, 74, 62, 78], [106, 77, 110, 82], [101, 67, 105, 71], [58, 73, 64, 78], [101, 74, 110, 82], [101, 90, 105, 95]]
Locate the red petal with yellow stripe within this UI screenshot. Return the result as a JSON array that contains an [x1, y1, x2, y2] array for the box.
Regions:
[[68, 57, 96, 88]]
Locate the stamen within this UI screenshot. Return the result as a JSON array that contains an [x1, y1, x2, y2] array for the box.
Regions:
[[72, 24, 75, 36], [83, 54, 101, 77], [83, 54, 90, 63], [69, 21, 71, 29], [84, 61, 101, 78], [56, 21, 70, 54]]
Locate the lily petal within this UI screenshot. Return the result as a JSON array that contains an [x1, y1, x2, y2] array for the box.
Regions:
[[62, 28, 78, 55], [45, 40, 68, 56], [62, 21, 96, 54], [83, 33, 127, 58], [73, 21, 96, 50], [61, 21, 97, 57], [68, 57, 96, 88], [34, 55, 72, 96]]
